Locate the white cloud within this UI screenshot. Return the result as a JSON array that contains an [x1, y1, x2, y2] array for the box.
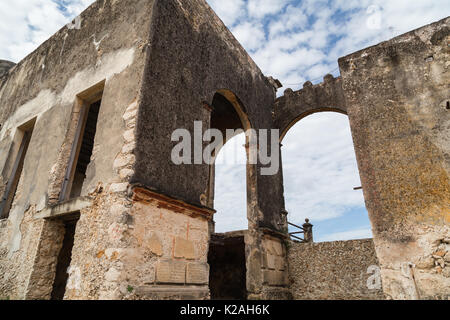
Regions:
[[247, 0, 290, 19], [0, 0, 94, 62], [207, 0, 246, 26], [231, 22, 266, 51], [221, 0, 450, 91], [319, 228, 373, 242], [214, 134, 247, 233], [268, 5, 308, 36], [282, 113, 366, 224]]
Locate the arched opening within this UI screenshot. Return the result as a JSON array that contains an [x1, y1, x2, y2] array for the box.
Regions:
[[207, 90, 250, 300], [213, 133, 247, 233], [281, 111, 372, 243]]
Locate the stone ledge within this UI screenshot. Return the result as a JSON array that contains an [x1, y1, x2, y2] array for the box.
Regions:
[[34, 197, 92, 220], [131, 186, 216, 220], [134, 285, 209, 300]]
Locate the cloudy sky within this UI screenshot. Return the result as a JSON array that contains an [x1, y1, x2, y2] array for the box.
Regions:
[[1, 1, 449, 241]]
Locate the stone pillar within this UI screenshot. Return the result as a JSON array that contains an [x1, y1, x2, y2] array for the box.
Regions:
[[303, 219, 313, 243], [339, 18, 450, 299], [245, 139, 291, 300]]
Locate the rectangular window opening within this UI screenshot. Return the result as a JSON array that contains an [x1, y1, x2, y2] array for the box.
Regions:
[[60, 84, 104, 202], [51, 213, 80, 300], [0, 119, 35, 219]]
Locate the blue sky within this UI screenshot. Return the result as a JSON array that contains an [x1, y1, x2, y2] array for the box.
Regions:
[[1, 0, 449, 242], [213, 113, 370, 242]]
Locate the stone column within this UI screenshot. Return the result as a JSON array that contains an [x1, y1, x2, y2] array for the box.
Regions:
[[339, 18, 450, 300]]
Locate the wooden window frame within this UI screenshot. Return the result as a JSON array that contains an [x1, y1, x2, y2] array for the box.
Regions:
[[59, 81, 105, 202], [0, 119, 36, 219]]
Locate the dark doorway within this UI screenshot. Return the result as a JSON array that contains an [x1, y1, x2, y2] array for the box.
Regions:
[[208, 232, 247, 300], [51, 215, 79, 300]]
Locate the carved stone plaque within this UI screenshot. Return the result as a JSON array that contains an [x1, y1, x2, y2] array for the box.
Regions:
[[186, 262, 209, 284], [156, 260, 186, 284]]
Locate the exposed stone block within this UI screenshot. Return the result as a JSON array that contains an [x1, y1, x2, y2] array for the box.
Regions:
[[186, 262, 209, 285], [119, 168, 135, 179], [126, 101, 138, 112], [121, 142, 136, 154], [266, 254, 276, 270], [148, 233, 163, 256], [109, 183, 128, 193], [105, 267, 121, 282], [123, 109, 137, 121], [174, 237, 195, 260], [123, 129, 135, 143], [263, 270, 288, 286], [113, 154, 136, 169], [275, 256, 286, 271], [155, 260, 186, 284], [263, 238, 284, 257]]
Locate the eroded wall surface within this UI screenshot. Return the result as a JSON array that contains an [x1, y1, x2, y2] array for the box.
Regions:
[[0, 0, 447, 301], [0, 0, 153, 299], [133, 0, 284, 230], [339, 17, 450, 300], [133, 0, 290, 299], [288, 239, 385, 300]]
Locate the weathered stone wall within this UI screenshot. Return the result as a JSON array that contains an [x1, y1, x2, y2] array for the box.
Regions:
[[123, 188, 211, 300], [339, 17, 450, 300], [134, 0, 285, 233], [0, 0, 153, 299], [288, 239, 385, 300], [0, 60, 15, 86], [24, 219, 65, 300], [0, 0, 287, 300], [0, 0, 447, 301], [133, 0, 289, 299], [258, 234, 290, 299]]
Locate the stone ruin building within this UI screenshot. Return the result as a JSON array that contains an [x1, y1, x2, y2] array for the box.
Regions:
[[0, 0, 448, 300]]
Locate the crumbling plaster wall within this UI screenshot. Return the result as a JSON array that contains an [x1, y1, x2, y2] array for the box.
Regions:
[[288, 239, 385, 300], [133, 0, 284, 231], [133, 0, 290, 299], [339, 17, 450, 300], [0, 0, 154, 299]]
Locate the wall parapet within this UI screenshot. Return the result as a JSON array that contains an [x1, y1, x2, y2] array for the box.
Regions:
[[274, 74, 347, 140]]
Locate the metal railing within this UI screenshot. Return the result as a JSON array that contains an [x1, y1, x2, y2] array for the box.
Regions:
[[288, 219, 313, 243]]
